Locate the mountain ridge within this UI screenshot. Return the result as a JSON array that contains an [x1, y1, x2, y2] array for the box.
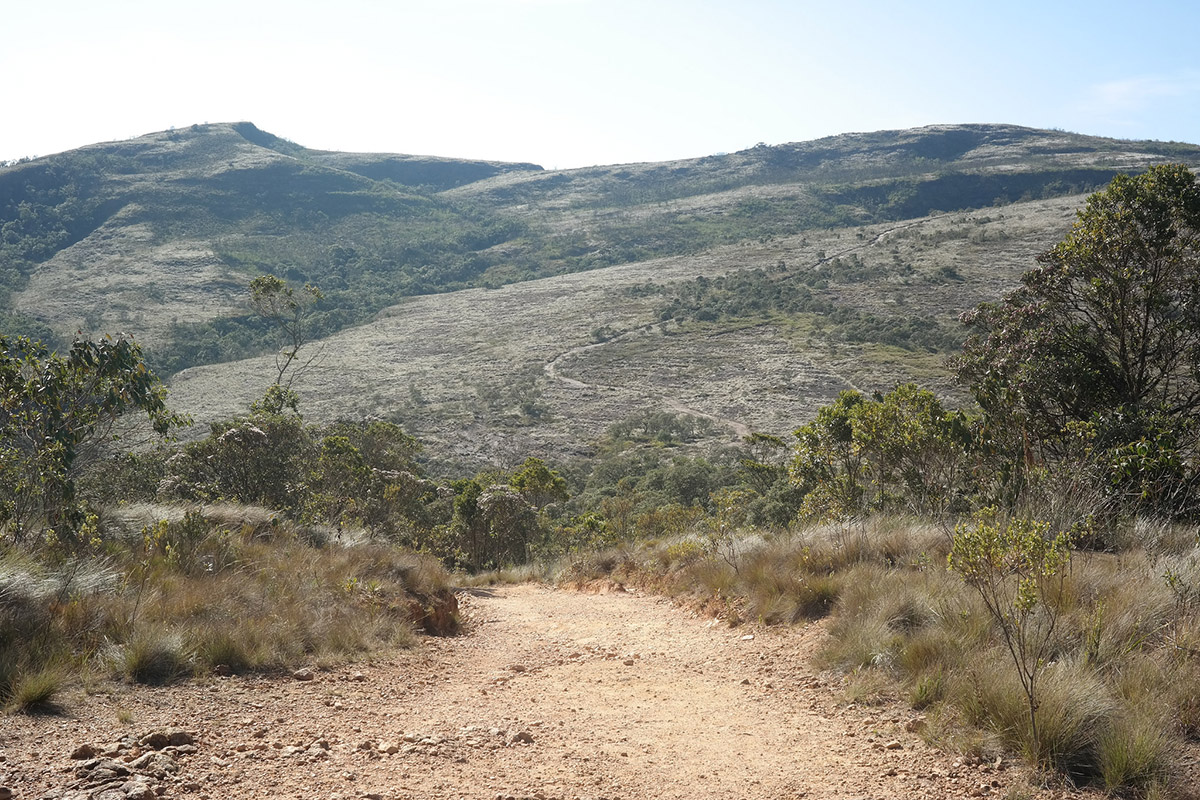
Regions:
[[4, 121, 1200, 470]]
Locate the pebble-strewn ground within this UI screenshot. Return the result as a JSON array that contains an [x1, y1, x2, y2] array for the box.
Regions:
[[2, 584, 1105, 800]]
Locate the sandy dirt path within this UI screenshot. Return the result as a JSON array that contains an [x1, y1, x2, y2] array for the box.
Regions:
[[4, 584, 1084, 800]]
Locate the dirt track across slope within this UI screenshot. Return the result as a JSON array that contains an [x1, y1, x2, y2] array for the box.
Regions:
[[3, 585, 1093, 800]]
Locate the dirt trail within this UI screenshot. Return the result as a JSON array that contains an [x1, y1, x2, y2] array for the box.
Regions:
[[4, 585, 1080, 800], [544, 329, 755, 441]]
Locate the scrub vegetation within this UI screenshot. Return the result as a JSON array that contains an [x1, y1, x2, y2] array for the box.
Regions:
[[5, 124, 1200, 796]]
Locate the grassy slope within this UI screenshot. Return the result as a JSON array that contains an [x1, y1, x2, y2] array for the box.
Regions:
[[1, 122, 542, 355], [5, 122, 1200, 471], [168, 195, 1084, 472]]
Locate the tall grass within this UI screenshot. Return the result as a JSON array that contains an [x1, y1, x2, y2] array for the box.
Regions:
[[0, 504, 451, 711], [563, 515, 1200, 797]]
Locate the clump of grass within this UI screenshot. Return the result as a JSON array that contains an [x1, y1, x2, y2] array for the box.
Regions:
[[190, 624, 258, 674], [113, 627, 190, 684], [1095, 710, 1177, 794], [6, 667, 63, 713], [841, 666, 894, 706], [2, 504, 453, 708], [909, 667, 945, 709], [968, 657, 1113, 776], [460, 561, 557, 587]]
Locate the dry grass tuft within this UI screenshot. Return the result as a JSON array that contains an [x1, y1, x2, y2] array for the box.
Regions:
[[5, 667, 63, 713], [565, 514, 1200, 796], [111, 627, 190, 684], [1, 503, 452, 707], [1095, 709, 1178, 794]]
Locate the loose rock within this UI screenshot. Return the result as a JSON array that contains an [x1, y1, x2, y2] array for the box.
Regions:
[[70, 743, 99, 759]]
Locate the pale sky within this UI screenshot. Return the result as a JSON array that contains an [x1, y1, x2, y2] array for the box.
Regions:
[[4, 0, 1198, 169]]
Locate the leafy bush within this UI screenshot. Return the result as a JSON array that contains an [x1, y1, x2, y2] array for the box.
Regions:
[[948, 510, 1072, 764], [955, 164, 1200, 519], [0, 335, 185, 545], [791, 384, 975, 519]]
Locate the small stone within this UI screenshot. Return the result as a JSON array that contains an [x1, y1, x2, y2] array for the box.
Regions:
[[293, 668, 315, 681], [884, 739, 902, 750], [166, 729, 194, 747], [740, 634, 755, 641], [121, 780, 156, 800], [379, 741, 400, 755], [510, 664, 527, 673], [352, 671, 366, 681], [70, 743, 99, 759], [905, 716, 927, 733], [139, 732, 170, 750], [0, 788, 11, 800], [76, 757, 132, 779], [740, 678, 751, 685], [508, 731, 534, 745]]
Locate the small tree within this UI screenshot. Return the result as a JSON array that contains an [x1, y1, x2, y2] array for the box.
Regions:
[[509, 457, 568, 510], [0, 335, 185, 545], [163, 386, 312, 509], [955, 164, 1200, 515], [948, 509, 1072, 764], [790, 385, 973, 519], [249, 275, 324, 388]]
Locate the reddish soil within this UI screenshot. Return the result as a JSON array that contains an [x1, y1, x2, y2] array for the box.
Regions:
[[3, 584, 1102, 800]]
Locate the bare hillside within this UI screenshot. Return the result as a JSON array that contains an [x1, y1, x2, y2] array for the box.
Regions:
[[167, 196, 1082, 470]]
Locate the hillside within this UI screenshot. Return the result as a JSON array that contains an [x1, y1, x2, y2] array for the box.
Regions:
[[4, 122, 1200, 470], [0, 122, 542, 361]]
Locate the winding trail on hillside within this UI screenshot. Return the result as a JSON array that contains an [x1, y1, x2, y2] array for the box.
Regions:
[[542, 328, 753, 440], [540, 217, 940, 431], [7, 584, 1060, 800]]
